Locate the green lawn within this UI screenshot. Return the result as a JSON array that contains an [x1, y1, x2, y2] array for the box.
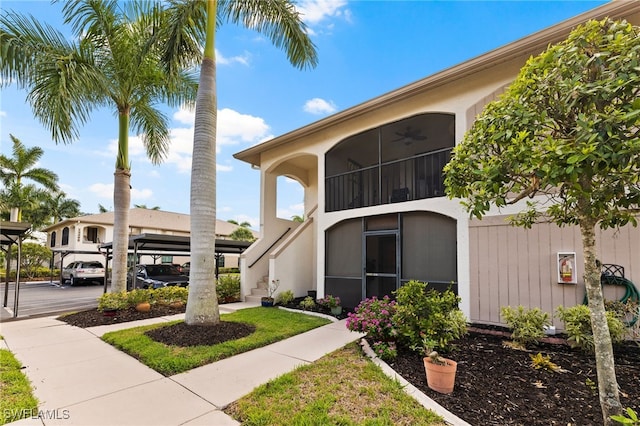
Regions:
[[0, 348, 38, 425], [102, 307, 331, 375], [224, 343, 445, 426]]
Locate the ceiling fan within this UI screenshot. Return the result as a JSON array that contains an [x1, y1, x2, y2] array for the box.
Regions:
[[391, 126, 427, 145]]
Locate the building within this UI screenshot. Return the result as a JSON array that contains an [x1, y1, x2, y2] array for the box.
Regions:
[[233, 2, 640, 327], [43, 208, 258, 269]]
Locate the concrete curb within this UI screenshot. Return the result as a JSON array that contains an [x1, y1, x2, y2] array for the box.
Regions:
[[359, 338, 472, 426]]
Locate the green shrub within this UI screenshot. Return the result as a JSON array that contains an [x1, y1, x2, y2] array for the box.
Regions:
[[393, 280, 467, 354], [500, 305, 551, 347], [555, 304, 626, 352], [299, 296, 315, 310], [127, 289, 152, 306], [217, 275, 241, 302], [152, 286, 188, 305], [276, 290, 295, 305], [97, 292, 129, 312]]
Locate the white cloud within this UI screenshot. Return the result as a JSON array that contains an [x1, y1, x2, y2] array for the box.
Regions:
[[216, 49, 250, 66], [277, 202, 304, 220], [217, 163, 233, 172], [131, 187, 153, 201], [297, 0, 350, 24], [0, 111, 6, 117], [232, 214, 260, 230], [89, 183, 114, 199], [303, 97, 337, 115]]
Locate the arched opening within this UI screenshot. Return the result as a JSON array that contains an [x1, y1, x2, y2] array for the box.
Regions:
[[325, 211, 457, 309], [325, 113, 455, 211], [61, 227, 70, 246]]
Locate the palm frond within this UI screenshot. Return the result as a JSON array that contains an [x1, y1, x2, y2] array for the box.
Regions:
[[219, 0, 318, 70], [130, 101, 170, 165]]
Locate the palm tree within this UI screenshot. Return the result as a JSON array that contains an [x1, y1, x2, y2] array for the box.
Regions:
[[162, 0, 317, 325], [133, 204, 161, 210], [40, 191, 81, 224], [0, 134, 59, 221], [0, 1, 198, 292]]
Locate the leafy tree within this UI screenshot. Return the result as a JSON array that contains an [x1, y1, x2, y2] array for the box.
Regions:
[[227, 219, 239, 225], [0, 1, 198, 292], [239, 221, 251, 228], [291, 215, 304, 223], [98, 204, 110, 213], [444, 18, 639, 424], [0, 134, 59, 221], [9, 242, 51, 279], [161, 0, 317, 326], [229, 227, 255, 242]]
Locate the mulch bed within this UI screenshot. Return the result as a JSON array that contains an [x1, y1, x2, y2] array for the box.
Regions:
[[389, 331, 640, 425], [58, 306, 639, 425], [59, 304, 187, 327]]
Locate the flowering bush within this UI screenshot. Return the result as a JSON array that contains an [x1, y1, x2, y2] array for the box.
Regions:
[[346, 296, 397, 342], [371, 340, 397, 361], [317, 294, 341, 309]]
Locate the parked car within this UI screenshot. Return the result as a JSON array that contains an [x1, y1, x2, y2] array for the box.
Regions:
[[179, 262, 190, 275], [62, 261, 105, 286], [127, 264, 189, 290]]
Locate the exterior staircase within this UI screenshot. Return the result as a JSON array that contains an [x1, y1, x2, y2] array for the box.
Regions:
[[245, 276, 269, 303]]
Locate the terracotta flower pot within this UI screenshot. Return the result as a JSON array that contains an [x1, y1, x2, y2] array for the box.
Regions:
[[135, 302, 151, 313], [423, 357, 457, 394]]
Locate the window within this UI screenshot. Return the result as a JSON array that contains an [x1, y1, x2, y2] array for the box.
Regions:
[[161, 255, 173, 264], [325, 113, 455, 212], [50, 231, 56, 247], [62, 227, 70, 246], [86, 227, 99, 243]]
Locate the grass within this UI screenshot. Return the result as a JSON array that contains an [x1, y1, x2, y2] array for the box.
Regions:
[[102, 307, 331, 375], [224, 343, 445, 426], [0, 348, 38, 425]]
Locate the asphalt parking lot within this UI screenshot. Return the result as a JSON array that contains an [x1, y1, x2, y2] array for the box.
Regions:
[[0, 280, 108, 321]]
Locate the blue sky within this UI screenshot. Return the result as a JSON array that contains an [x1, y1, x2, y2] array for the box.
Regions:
[[0, 0, 606, 229]]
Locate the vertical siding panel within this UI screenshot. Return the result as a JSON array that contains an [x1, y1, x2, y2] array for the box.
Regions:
[[469, 226, 480, 322], [497, 225, 510, 322], [477, 226, 492, 323], [548, 222, 566, 322], [516, 226, 529, 310], [562, 226, 582, 307], [625, 225, 640, 285], [528, 224, 542, 309], [507, 225, 520, 309], [537, 223, 553, 314], [487, 225, 500, 323]]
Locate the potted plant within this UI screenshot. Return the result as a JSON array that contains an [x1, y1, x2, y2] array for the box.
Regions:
[[422, 348, 458, 394], [128, 289, 152, 312], [261, 279, 280, 307], [394, 280, 468, 394], [97, 292, 126, 317], [319, 294, 342, 315]]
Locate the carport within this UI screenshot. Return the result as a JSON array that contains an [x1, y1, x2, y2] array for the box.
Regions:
[[100, 233, 252, 293], [50, 248, 107, 287], [1, 221, 32, 317]]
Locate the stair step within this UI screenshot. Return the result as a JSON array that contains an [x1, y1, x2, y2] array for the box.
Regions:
[[244, 294, 264, 304], [250, 288, 268, 296]]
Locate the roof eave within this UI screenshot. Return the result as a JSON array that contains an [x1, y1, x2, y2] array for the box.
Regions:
[[233, 1, 638, 167]]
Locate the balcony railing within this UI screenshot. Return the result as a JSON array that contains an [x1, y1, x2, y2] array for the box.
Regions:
[[325, 148, 451, 212]]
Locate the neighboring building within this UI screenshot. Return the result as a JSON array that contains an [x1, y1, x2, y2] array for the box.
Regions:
[[43, 208, 258, 269], [234, 2, 640, 327]]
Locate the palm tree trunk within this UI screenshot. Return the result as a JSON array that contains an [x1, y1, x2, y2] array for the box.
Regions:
[[111, 169, 131, 293], [185, 0, 219, 325], [111, 112, 132, 293]]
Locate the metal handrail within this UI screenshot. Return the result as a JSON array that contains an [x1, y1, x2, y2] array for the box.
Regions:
[[248, 227, 291, 268]]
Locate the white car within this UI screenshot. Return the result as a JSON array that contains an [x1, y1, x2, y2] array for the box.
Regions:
[[62, 261, 105, 286]]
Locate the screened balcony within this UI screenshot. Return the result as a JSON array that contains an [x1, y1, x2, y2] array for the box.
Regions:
[[325, 113, 454, 212]]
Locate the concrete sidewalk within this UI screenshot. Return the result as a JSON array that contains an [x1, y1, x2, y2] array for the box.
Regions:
[[1, 303, 469, 426], [0, 303, 363, 426]]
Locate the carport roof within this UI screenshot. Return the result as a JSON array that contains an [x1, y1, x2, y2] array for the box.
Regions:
[[0, 221, 32, 248], [100, 233, 252, 254]]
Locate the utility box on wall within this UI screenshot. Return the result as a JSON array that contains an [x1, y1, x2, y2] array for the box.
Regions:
[[557, 252, 577, 284]]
